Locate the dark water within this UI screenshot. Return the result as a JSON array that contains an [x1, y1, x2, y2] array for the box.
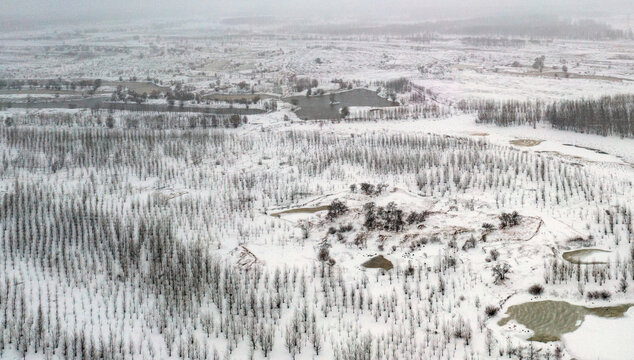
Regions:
[[4, 97, 265, 115], [284, 88, 396, 120]]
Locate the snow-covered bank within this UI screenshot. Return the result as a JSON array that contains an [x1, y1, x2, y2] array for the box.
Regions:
[[563, 307, 634, 360]]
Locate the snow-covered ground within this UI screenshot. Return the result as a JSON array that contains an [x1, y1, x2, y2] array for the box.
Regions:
[[0, 19, 633, 360], [563, 307, 634, 360]]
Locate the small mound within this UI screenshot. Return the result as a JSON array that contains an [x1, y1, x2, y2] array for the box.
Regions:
[[362, 255, 393, 270]]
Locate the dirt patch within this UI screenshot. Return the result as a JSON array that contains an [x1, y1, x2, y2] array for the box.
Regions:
[[469, 132, 489, 136], [510, 139, 544, 147], [362, 255, 393, 270]]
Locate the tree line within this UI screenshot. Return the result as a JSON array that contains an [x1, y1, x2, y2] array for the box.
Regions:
[[459, 94, 634, 137]]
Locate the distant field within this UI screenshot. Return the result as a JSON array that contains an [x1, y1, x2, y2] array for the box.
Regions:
[[0, 89, 86, 95]]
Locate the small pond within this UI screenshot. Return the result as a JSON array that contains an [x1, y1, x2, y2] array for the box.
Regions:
[[498, 300, 632, 342], [270, 205, 330, 218], [283, 88, 397, 120], [562, 248, 610, 264]]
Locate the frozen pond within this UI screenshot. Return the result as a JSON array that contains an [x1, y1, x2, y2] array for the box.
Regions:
[[562, 248, 610, 264], [498, 300, 633, 342], [284, 88, 397, 120], [270, 205, 330, 218]]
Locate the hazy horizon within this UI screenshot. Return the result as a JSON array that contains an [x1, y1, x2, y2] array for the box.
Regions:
[[2, 0, 632, 29]]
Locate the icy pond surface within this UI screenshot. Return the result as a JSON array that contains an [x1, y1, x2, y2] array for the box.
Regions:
[[270, 205, 330, 218], [498, 300, 633, 342], [562, 248, 610, 264], [284, 88, 396, 120]]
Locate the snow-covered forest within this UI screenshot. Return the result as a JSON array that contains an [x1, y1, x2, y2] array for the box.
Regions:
[[0, 111, 632, 359], [1, 4, 634, 359]]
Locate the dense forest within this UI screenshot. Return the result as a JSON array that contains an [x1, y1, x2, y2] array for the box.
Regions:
[[459, 94, 634, 137]]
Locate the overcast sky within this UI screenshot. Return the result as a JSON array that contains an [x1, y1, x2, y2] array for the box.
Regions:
[[1, 0, 631, 24]]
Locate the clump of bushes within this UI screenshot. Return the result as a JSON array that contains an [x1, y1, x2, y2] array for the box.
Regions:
[[327, 199, 348, 221], [485, 305, 499, 317], [486, 249, 501, 262], [528, 284, 544, 295], [587, 290, 611, 300], [482, 223, 495, 230], [339, 223, 353, 232], [354, 232, 367, 248], [318, 247, 330, 261], [356, 183, 387, 196], [406, 211, 428, 225], [317, 246, 336, 265], [499, 211, 520, 229], [364, 202, 404, 232], [462, 236, 477, 251]]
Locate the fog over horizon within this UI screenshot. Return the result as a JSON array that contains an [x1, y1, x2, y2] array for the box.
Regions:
[[2, 0, 632, 28]]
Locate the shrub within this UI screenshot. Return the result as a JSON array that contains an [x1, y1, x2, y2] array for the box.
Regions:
[[528, 284, 544, 295], [620, 277, 628, 293], [462, 236, 477, 251], [359, 182, 386, 196], [587, 290, 611, 300], [492, 263, 511, 283], [482, 223, 495, 230], [406, 211, 428, 225], [338, 224, 353, 232], [326, 199, 348, 221], [381, 202, 404, 232], [485, 305, 499, 317], [318, 247, 330, 262], [360, 183, 375, 195], [405, 265, 415, 277], [499, 211, 520, 229], [354, 232, 367, 248]]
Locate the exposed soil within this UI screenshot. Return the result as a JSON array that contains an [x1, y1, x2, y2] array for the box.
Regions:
[[362, 255, 394, 270], [510, 139, 544, 147]]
